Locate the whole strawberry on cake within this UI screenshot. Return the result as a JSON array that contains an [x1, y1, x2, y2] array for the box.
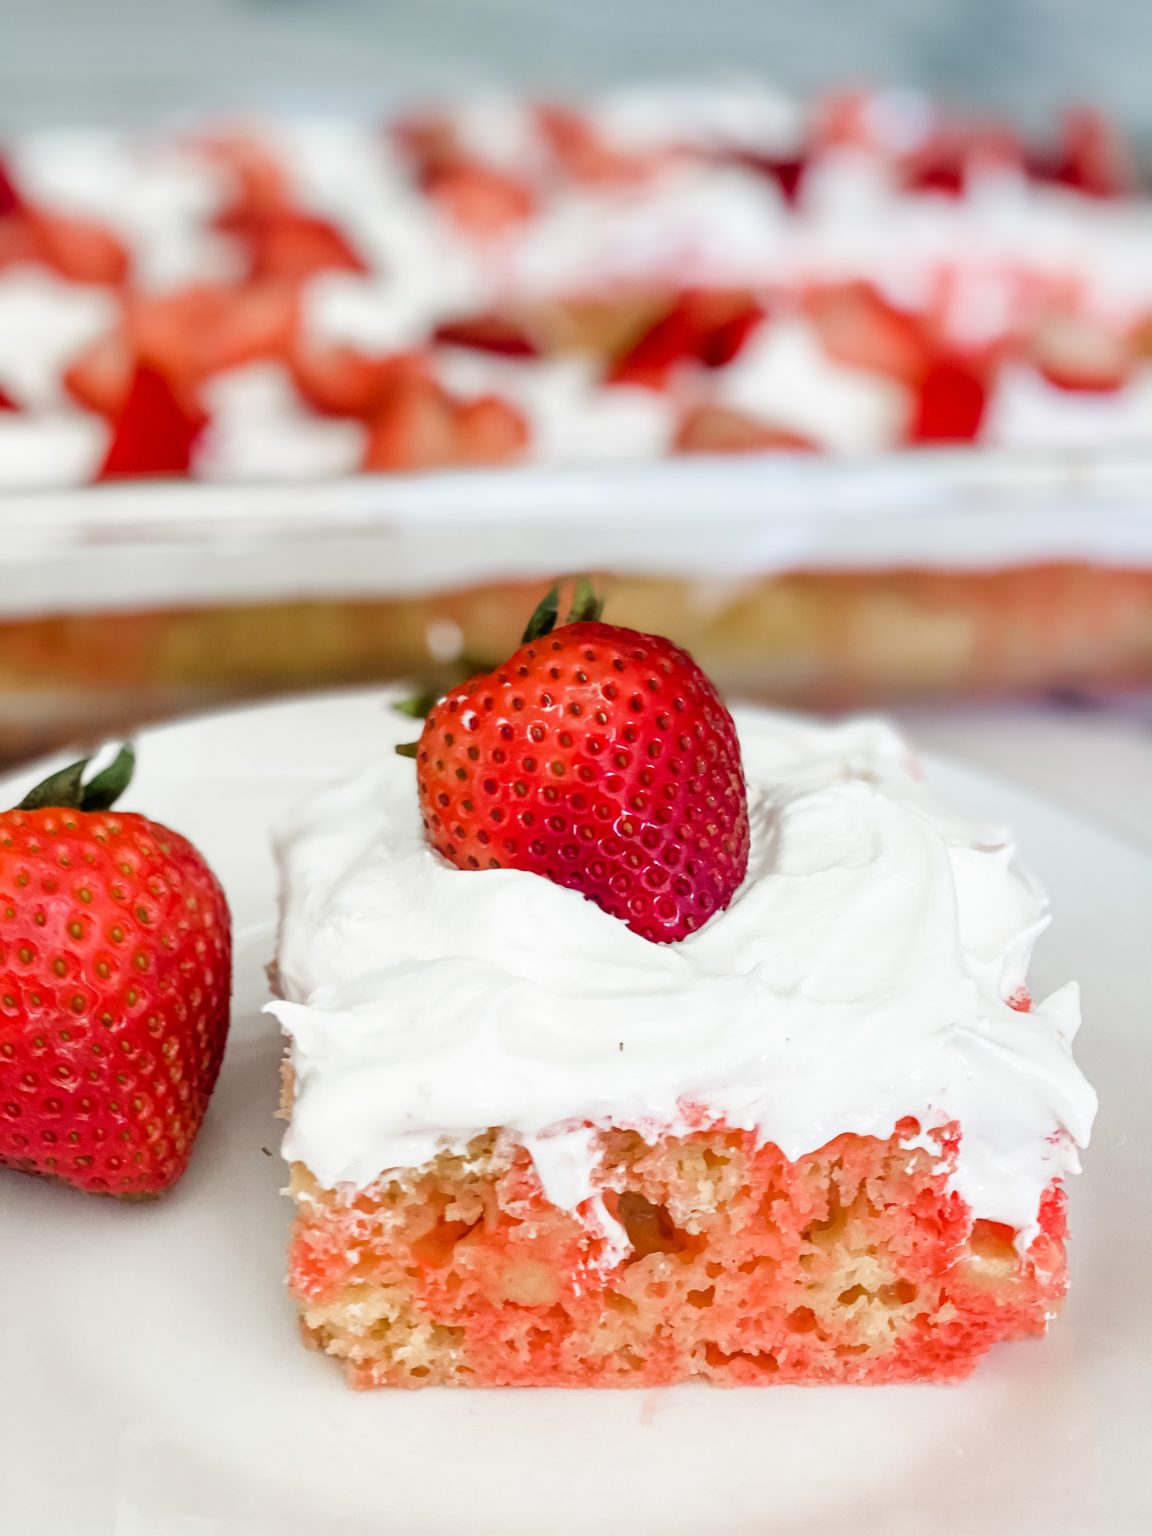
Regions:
[[269, 584, 1096, 1388]]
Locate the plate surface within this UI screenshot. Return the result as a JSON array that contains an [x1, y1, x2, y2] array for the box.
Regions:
[[1, 689, 1149, 1536]]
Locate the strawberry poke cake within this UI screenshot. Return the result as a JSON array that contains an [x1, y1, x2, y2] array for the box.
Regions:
[[3, 85, 1152, 484], [4, 84, 1152, 753], [268, 588, 1096, 1388]]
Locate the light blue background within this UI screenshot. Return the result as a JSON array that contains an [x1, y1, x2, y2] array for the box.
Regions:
[[0, 0, 1147, 134]]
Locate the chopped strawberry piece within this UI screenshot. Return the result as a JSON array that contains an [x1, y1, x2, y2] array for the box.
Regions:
[[0, 214, 39, 271], [454, 395, 530, 464], [0, 383, 20, 411], [424, 162, 536, 236], [812, 90, 875, 152], [1033, 107, 1136, 199], [536, 104, 657, 185], [391, 114, 463, 178], [73, 284, 279, 407], [675, 405, 817, 454], [905, 120, 1023, 196], [607, 304, 699, 389], [78, 288, 222, 415], [698, 302, 766, 368], [906, 137, 966, 197], [98, 364, 205, 480], [202, 132, 294, 232], [732, 152, 807, 204], [805, 282, 931, 387], [66, 288, 229, 420], [907, 353, 990, 443], [433, 312, 539, 358], [0, 156, 24, 219], [1007, 987, 1032, 1013], [64, 329, 133, 417], [245, 211, 366, 284], [200, 281, 299, 375], [291, 342, 385, 418], [608, 291, 766, 389], [29, 210, 131, 286], [1030, 311, 1133, 393], [292, 344, 427, 419], [66, 289, 219, 421], [363, 376, 458, 471]]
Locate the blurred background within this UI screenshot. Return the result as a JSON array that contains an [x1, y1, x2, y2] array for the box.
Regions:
[[1, 0, 1151, 849], [2, 0, 1150, 130]]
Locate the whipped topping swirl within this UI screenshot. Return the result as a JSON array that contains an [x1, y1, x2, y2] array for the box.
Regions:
[[270, 699, 1096, 1247]]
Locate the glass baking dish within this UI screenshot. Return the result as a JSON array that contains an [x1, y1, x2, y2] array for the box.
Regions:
[[2, 446, 1151, 763]]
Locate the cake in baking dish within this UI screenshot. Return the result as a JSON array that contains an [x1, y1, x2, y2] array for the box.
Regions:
[[3, 86, 1152, 486], [268, 601, 1096, 1388]]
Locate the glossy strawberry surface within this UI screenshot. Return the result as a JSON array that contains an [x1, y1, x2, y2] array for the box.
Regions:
[[0, 798, 231, 1197], [416, 621, 750, 943]]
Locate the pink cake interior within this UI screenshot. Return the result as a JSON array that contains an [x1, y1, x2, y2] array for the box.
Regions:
[[288, 1115, 1068, 1388]]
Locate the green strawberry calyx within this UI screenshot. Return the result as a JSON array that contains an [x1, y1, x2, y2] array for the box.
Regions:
[[17, 743, 136, 813], [520, 576, 604, 643]]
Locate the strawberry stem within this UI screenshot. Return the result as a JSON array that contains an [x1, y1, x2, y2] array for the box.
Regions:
[[18, 744, 135, 812], [521, 583, 561, 643], [393, 689, 441, 719], [82, 745, 137, 810], [565, 576, 604, 626], [393, 580, 603, 757]]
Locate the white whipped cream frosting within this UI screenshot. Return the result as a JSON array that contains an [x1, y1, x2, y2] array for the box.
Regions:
[[270, 699, 1095, 1252]]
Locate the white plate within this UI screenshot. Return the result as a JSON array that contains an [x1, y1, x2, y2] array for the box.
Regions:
[[1, 690, 1148, 1536]]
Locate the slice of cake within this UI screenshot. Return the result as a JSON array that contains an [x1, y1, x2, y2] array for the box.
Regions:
[[268, 589, 1096, 1388]]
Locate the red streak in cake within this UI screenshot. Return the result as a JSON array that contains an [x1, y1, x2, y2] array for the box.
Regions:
[[287, 1117, 1069, 1389]]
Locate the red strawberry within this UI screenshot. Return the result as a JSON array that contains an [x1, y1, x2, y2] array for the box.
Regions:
[[64, 329, 133, 418], [0, 155, 25, 219], [412, 586, 750, 943], [906, 352, 991, 443], [607, 291, 765, 390], [28, 209, 131, 287], [201, 132, 294, 232], [1032, 107, 1135, 199], [1029, 311, 1133, 393], [605, 302, 699, 390], [0, 746, 231, 1197], [698, 300, 766, 369], [433, 311, 539, 358], [200, 281, 299, 376], [67, 287, 234, 421], [805, 282, 931, 387], [97, 364, 205, 480], [423, 162, 536, 236], [244, 210, 366, 285], [731, 151, 808, 205], [675, 404, 817, 454], [363, 375, 458, 471], [536, 105, 660, 185], [391, 113, 462, 176], [454, 394, 530, 464], [292, 343, 427, 420], [905, 119, 1022, 196], [0, 383, 19, 412], [0, 214, 40, 272]]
